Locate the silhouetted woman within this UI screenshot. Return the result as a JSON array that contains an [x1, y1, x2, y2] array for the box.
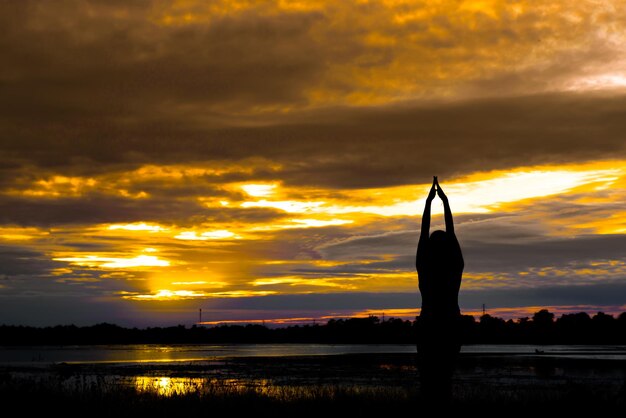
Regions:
[[416, 176, 464, 399]]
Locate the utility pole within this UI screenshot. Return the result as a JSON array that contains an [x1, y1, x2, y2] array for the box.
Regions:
[[482, 304, 486, 316], [199, 308, 202, 325]]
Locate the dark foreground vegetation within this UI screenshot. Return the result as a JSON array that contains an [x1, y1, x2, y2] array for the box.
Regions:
[[0, 376, 623, 417], [1, 352, 625, 417], [2, 310, 626, 345]]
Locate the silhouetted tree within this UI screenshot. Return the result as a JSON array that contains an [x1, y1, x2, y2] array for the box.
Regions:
[[1, 310, 625, 345], [531, 309, 555, 344], [516, 317, 532, 343], [477, 314, 507, 343], [556, 312, 591, 344], [591, 312, 615, 343]]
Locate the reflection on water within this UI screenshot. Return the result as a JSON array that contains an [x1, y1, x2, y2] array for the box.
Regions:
[[135, 376, 203, 396], [0, 344, 418, 365], [134, 376, 273, 397], [130, 376, 417, 400], [1, 344, 625, 365]]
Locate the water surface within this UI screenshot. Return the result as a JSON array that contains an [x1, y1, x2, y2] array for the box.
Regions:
[[1, 344, 625, 365]]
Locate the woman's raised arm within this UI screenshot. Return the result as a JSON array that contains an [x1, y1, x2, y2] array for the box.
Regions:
[[435, 178, 454, 235], [421, 177, 437, 239], [417, 177, 437, 270]]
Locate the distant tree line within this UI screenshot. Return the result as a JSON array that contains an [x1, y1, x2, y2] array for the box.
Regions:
[[1, 310, 625, 345]]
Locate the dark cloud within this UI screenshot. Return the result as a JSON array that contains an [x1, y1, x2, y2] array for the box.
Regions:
[[317, 229, 417, 260], [460, 282, 626, 309], [0, 245, 54, 276], [57, 241, 128, 251], [463, 234, 626, 272], [3, 286, 625, 327], [2, 93, 626, 188], [291, 255, 415, 276], [315, 216, 626, 274], [0, 2, 325, 116], [201, 285, 626, 313], [0, 194, 286, 226], [0, 295, 141, 326], [268, 94, 626, 188], [1, 1, 626, 188]]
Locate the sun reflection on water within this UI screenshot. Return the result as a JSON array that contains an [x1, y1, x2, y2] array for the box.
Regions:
[[134, 376, 202, 396], [134, 376, 273, 397]]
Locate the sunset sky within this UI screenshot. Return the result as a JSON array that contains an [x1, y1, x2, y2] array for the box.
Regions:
[[2, 0, 626, 326]]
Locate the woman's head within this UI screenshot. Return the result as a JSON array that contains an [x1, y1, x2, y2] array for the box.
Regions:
[[429, 230, 449, 255]]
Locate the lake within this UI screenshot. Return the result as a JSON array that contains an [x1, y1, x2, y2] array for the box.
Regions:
[[2, 344, 626, 364]]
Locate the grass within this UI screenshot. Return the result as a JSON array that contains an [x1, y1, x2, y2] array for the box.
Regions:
[[0, 375, 414, 417], [1, 372, 624, 417], [1, 353, 625, 416]]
